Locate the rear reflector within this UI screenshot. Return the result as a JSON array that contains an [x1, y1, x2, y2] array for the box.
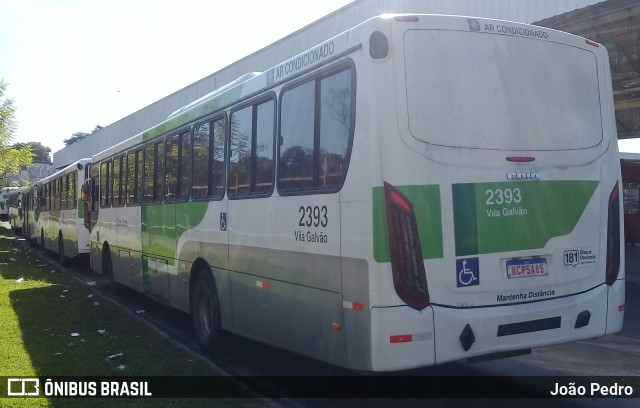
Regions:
[[390, 334, 413, 343], [384, 182, 430, 310], [605, 182, 620, 286]]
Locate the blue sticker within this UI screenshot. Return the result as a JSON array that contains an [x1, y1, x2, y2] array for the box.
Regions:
[[456, 257, 479, 287]]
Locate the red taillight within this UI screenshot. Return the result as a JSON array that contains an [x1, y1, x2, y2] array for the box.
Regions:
[[384, 182, 430, 310], [606, 182, 620, 286]]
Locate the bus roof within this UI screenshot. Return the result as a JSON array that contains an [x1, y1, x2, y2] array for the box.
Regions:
[[90, 13, 587, 163]]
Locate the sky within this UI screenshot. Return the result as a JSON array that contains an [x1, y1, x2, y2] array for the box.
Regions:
[[0, 0, 354, 156]]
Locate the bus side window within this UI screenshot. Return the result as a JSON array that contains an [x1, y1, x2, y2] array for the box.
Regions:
[[143, 140, 164, 204], [165, 131, 190, 202], [100, 160, 112, 208], [126, 149, 142, 206], [278, 65, 354, 194], [192, 116, 225, 200], [113, 155, 125, 207], [228, 98, 274, 198]]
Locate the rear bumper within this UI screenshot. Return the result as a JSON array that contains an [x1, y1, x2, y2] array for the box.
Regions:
[[370, 280, 624, 371], [432, 281, 623, 364]]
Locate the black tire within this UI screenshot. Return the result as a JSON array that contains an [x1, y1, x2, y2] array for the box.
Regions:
[[192, 271, 223, 355]]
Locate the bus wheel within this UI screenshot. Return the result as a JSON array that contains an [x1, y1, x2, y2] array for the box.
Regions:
[[58, 233, 68, 266], [192, 271, 223, 355]]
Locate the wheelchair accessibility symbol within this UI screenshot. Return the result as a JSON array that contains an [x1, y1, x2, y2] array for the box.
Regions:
[[456, 257, 479, 287]]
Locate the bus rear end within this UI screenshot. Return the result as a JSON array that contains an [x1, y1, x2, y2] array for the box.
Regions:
[[366, 15, 623, 371]]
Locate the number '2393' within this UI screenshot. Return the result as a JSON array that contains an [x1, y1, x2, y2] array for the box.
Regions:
[[298, 205, 328, 228]]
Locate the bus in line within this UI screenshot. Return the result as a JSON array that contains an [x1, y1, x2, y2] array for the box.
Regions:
[[0, 186, 18, 222], [35, 159, 91, 265], [81, 14, 624, 371], [7, 187, 24, 234]]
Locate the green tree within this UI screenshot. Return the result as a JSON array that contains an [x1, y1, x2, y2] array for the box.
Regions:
[[63, 131, 90, 146], [0, 80, 17, 143], [13, 141, 52, 164], [0, 80, 33, 186], [64, 125, 103, 146]]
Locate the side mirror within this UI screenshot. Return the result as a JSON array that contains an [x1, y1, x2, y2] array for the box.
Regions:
[[81, 183, 90, 201]]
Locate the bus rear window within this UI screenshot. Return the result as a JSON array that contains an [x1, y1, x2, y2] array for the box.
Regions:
[[404, 30, 603, 150]]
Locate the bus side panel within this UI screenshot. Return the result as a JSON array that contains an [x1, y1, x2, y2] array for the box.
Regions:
[[370, 306, 435, 371], [141, 203, 176, 301], [173, 200, 228, 314], [228, 193, 346, 365], [607, 278, 625, 334], [229, 267, 347, 366], [115, 206, 144, 293], [98, 207, 117, 272], [61, 209, 78, 258], [340, 257, 372, 371], [179, 241, 231, 319]]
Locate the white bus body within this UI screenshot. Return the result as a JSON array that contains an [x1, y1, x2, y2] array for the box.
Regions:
[[22, 184, 38, 245], [37, 159, 91, 264], [7, 187, 24, 233], [84, 14, 623, 371]]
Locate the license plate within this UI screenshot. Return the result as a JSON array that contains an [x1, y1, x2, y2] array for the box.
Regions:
[[506, 258, 548, 278]]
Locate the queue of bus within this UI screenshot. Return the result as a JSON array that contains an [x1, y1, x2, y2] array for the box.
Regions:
[[1, 14, 626, 372], [5, 159, 91, 266]]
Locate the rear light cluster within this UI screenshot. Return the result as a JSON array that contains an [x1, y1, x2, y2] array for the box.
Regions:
[[605, 182, 620, 285], [384, 182, 430, 310]]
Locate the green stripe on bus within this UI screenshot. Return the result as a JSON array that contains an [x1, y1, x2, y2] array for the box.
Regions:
[[142, 201, 210, 259], [453, 180, 599, 256], [372, 184, 443, 263]]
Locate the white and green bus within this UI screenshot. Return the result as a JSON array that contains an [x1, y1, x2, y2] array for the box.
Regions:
[[7, 187, 24, 234], [82, 14, 624, 371], [37, 159, 91, 265], [22, 183, 38, 245], [0, 186, 18, 222]]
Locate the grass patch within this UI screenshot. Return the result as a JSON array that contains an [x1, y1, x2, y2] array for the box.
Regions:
[[0, 226, 255, 407]]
